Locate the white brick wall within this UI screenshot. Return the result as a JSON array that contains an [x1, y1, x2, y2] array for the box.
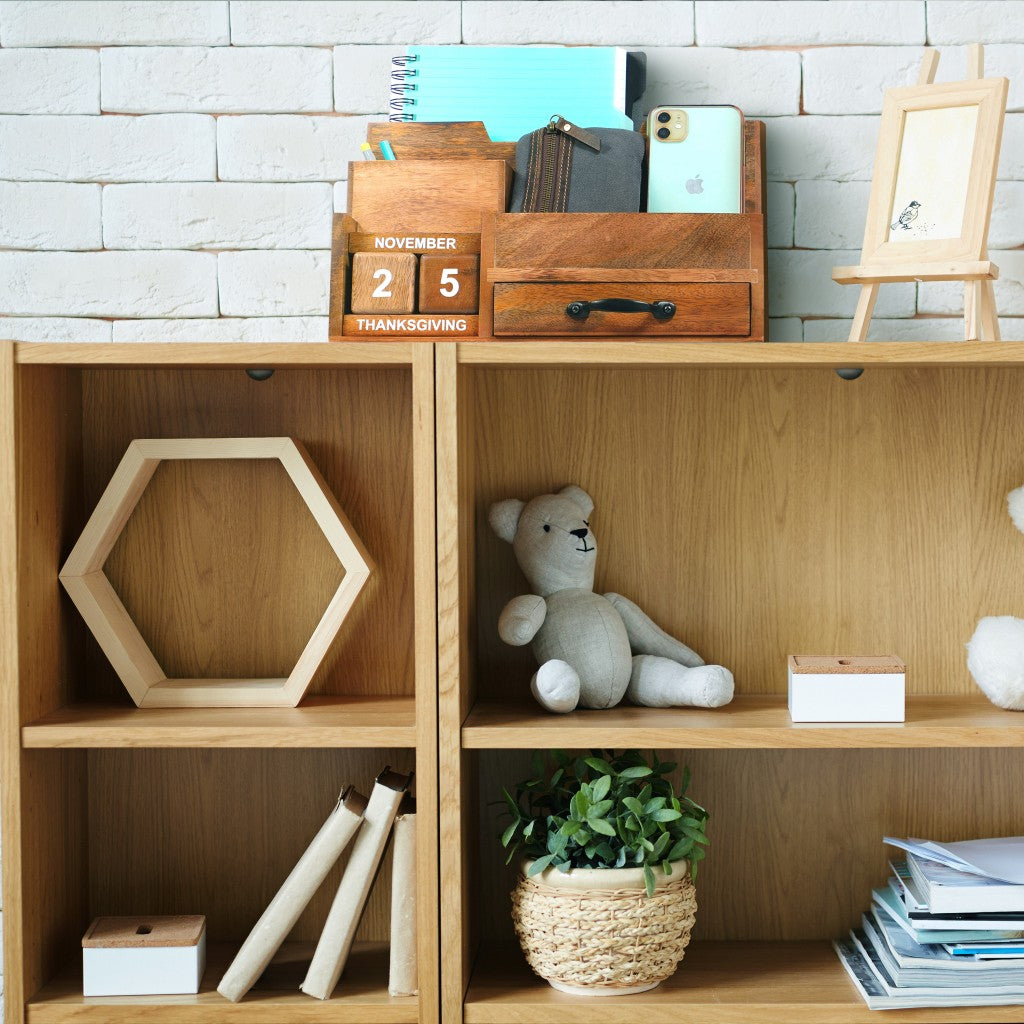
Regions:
[[0, 0, 1021, 345]]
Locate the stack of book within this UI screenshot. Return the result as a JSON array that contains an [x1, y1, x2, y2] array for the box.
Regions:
[[836, 836, 1024, 1010]]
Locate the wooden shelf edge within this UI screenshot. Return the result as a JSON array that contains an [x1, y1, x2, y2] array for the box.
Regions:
[[455, 340, 1024, 367], [22, 697, 418, 749], [461, 695, 1024, 750], [10, 342, 415, 367], [464, 940, 1024, 1023]]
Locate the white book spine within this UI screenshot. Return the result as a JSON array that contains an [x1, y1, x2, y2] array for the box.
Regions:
[[217, 787, 367, 1003], [388, 811, 417, 997], [301, 768, 410, 1000]]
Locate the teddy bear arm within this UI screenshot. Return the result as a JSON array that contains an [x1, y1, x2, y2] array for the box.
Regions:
[[604, 592, 704, 667], [498, 594, 547, 646]]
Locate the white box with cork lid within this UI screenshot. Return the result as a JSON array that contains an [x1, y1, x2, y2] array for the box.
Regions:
[[788, 655, 905, 723], [82, 915, 206, 996]]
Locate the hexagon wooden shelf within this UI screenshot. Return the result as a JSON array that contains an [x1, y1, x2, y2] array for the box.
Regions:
[[59, 437, 374, 709]]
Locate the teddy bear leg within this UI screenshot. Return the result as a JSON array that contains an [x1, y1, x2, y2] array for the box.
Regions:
[[625, 655, 735, 709], [531, 659, 581, 714]]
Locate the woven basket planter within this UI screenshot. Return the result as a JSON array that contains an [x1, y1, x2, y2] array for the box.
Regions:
[[511, 859, 696, 996]]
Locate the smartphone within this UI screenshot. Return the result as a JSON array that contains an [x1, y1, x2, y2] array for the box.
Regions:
[[646, 105, 744, 214]]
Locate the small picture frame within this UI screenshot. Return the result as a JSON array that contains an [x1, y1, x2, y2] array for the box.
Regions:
[[860, 73, 1007, 265]]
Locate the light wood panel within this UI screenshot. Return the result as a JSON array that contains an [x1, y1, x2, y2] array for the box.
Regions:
[[13, 342, 414, 367], [462, 694, 1024, 748], [21, 698, 417, 749], [474, 748, 1024, 945], [87, 749, 414, 945], [465, 366, 1024, 701], [29, 943, 416, 1024], [464, 941, 1024, 1023], [80, 367, 413, 703]]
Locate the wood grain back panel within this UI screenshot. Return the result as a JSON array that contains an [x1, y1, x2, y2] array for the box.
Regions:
[[80, 367, 414, 702], [466, 366, 1024, 699]]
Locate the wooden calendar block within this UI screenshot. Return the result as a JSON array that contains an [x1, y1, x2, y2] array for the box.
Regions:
[[349, 252, 417, 314], [418, 254, 479, 314]]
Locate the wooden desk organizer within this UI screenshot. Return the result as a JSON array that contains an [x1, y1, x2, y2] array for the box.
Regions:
[[480, 120, 767, 341]]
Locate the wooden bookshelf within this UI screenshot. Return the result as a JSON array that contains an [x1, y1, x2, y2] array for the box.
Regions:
[[436, 341, 1024, 1024], [0, 343, 438, 1024]]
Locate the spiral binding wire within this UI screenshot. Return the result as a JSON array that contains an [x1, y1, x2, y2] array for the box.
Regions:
[[389, 55, 418, 121]]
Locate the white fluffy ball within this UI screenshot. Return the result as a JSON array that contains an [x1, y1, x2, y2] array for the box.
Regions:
[[966, 616, 1024, 711], [1009, 486, 1024, 534]]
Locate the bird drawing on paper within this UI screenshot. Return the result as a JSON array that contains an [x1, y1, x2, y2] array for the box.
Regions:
[[892, 200, 921, 231]]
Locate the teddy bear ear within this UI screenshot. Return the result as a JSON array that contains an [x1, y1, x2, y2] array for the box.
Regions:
[[489, 499, 526, 544], [1009, 486, 1024, 534], [559, 485, 594, 518]]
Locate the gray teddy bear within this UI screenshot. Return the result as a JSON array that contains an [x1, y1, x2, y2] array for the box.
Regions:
[[489, 485, 735, 714]]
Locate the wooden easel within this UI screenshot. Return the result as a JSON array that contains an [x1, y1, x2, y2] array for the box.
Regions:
[[833, 45, 1005, 342]]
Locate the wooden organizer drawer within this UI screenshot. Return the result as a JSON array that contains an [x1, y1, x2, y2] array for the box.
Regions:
[[492, 280, 751, 336]]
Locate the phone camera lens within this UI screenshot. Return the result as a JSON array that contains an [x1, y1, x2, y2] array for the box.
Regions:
[[657, 111, 671, 123], [656, 126, 670, 139]]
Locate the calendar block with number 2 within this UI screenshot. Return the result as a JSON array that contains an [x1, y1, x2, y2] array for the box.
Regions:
[[418, 255, 479, 314], [349, 252, 417, 313]]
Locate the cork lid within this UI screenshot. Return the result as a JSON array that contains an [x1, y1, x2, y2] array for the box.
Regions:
[[789, 655, 905, 675], [82, 915, 205, 949]]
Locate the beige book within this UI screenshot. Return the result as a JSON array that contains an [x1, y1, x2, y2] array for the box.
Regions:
[[300, 767, 411, 999], [217, 787, 367, 1003], [388, 799, 417, 997]]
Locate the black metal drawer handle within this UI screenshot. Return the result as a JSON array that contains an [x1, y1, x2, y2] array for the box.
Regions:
[[565, 298, 676, 321]]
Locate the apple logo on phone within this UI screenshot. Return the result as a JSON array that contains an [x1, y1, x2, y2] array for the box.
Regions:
[[686, 175, 704, 195]]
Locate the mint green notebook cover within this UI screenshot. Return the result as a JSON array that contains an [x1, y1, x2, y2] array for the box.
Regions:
[[393, 46, 632, 141]]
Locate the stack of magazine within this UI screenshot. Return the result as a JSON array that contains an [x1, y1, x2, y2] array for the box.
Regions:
[[835, 836, 1024, 1010]]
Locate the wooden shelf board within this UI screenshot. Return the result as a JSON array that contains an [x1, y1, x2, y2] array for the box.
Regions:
[[465, 940, 1024, 1023], [27, 942, 417, 1024], [461, 695, 1024, 749], [22, 696, 417, 749], [455, 340, 1024, 367], [11, 342, 414, 367]]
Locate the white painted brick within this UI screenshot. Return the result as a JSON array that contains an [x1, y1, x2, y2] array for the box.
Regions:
[[101, 47, 332, 114], [103, 183, 332, 249], [0, 252, 217, 317], [803, 317, 968, 341], [0, 183, 101, 250], [0, 114, 215, 182], [804, 45, 1024, 115], [333, 181, 348, 213], [0, 1, 229, 45], [0, 317, 112, 342], [1000, 114, 1024, 179], [696, 1, 925, 45], [462, 2, 694, 44], [0, 49, 99, 114], [643, 47, 800, 118], [766, 116, 879, 182], [111, 316, 327, 342], [990, 181, 1024, 248], [229, 1, 460, 44], [768, 249, 916, 317], [769, 318, 803, 342], [795, 180, 871, 250], [218, 115, 371, 181], [927, 1, 1024, 43], [767, 182, 795, 249], [334, 45, 395, 114], [218, 251, 329, 315], [918, 251, 1024, 315]]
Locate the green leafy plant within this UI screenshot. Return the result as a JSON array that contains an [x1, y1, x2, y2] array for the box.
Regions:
[[499, 750, 709, 897]]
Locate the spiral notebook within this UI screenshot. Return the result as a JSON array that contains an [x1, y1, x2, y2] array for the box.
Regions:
[[389, 46, 644, 142]]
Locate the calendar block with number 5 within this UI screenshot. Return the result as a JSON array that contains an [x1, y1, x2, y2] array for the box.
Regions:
[[350, 252, 417, 313], [418, 255, 479, 314]]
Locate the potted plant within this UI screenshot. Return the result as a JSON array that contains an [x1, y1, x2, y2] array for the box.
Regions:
[[499, 749, 709, 996]]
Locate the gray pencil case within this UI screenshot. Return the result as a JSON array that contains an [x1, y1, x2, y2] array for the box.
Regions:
[[510, 116, 645, 213]]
